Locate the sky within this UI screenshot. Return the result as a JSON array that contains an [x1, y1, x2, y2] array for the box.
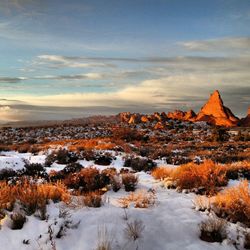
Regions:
[[0, 0, 250, 122]]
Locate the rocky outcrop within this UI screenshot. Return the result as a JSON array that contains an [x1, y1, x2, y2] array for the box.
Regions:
[[240, 107, 250, 127], [119, 112, 132, 123], [118, 90, 242, 127], [196, 90, 239, 127], [184, 110, 197, 121], [167, 110, 196, 121]]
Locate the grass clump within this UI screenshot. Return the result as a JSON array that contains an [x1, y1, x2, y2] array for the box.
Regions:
[[199, 217, 227, 243], [119, 190, 156, 208], [122, 173, 138, 192], [83, 191, 103, 207], [213, 180, 250, 226], [0, 180, 70, 214]]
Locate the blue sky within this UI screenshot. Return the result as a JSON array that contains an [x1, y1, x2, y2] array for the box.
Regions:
[[0, 0, 250, 122]]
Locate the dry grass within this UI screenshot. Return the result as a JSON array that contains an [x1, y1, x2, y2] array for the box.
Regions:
[[151, 167, 172, 180], [124, 219, 145, 241], [0, 180, 70, 214], [122, 173, 138, 192], [199, 217, 227, 243], [212, 180, 250, 226], [193, 195, 211, 212], [96, 226, 113, 250], [118, 190, 156, 208], [156, 160, 228, 195], [83, 191, 103, 207]]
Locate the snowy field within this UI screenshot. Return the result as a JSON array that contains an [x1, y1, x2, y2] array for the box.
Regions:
[[0, 151, 248, 250]]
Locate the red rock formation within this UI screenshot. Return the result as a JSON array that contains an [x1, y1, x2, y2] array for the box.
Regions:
[[128, 113, 141, 124], [119, 112, 131, 123], [167, 110, 186, 120], [240, 107, 250, 127], [167, 110, 196, 121], [184, 110, 197, 121], [196, 90, 239, 126]]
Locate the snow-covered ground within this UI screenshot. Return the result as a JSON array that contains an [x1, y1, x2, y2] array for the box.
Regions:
[[0, 151, 247, 250]]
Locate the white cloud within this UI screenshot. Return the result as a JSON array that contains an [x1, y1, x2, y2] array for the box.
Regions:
[[180, 37, 250, 53], [36, 55, 115, 68]]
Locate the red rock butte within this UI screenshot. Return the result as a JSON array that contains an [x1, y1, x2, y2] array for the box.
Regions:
[[196, 90, 239, 127]]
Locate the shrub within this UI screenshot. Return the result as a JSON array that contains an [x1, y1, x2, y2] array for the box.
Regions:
[[171, 160, 227, 194], [83, 191, 102, 207], [211, 128, 230, 142], [20, 162, 48, 178], [124, 219, 145, 241], [62, 162, 83, 174], [112, 127, 143, 142], [49, 163, 83, 182], [17, 144, 31, 153], [213, 180, 250, 226], [56, 149, 78, 164], [151, 167, 172, 180], [110, 175, 122, 192], [244, 231, 250, 249], [10, 212, 27, 230], [94, 155, 113, 166], [122, 173, 138, 192], [0, 168, 17, 181], [45, 151, 57, 167], [101, 168, 117, 178], [124, 157, 156, 172], [118, 190, 156, 208], [199, 218, 227, 243], [64, 167, 109, 192], [45, 149, 78, 166]]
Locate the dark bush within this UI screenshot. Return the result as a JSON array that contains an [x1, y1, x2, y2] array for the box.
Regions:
[[112, 127, 143, 142], [45, 149, 78, 166], [20, 162, 48, 179], [56, 149, 78, 164], [0, 168, 17, 180], [122, 173, 138, 192], [124, 157, 156, 172], [62, 162, 83, 174], [94, 155, 113, 166], [10, 212, 27, 230], [199, 218, 227, 243], [211, 128, 230, 142], [64, 167, 109, 192]]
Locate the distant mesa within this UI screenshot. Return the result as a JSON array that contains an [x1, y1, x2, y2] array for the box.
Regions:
[[196, 90, 239, 127], [118, 90, 246, 127]]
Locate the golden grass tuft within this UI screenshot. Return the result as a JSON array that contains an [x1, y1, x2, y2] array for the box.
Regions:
[[118, 189, 156, 208], [172, 160, 227, 194], [151, 160, 228, 195], [151, 167, 172, 180], [0, 180, 70, 214], [212, 180, 250, 226]]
